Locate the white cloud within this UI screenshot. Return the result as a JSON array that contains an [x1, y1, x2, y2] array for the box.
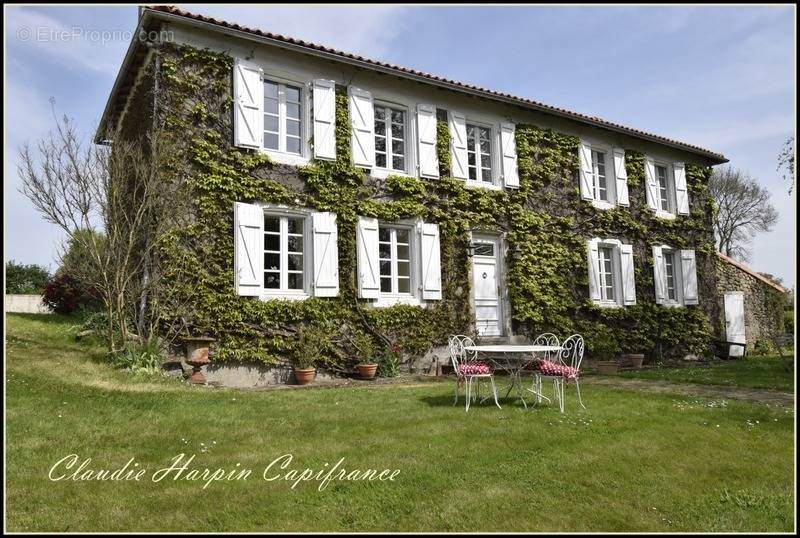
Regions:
[[177, 5, 410, 60], [6, 7, 130, 75]]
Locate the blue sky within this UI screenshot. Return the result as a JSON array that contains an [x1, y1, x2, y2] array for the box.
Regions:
[[5, 4, 796, 286]]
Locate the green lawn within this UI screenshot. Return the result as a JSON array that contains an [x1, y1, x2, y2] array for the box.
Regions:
[[619, 356, 795, 392], [5, 314, 796, 532]]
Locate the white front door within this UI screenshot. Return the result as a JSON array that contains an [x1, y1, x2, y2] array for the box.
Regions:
[[724, 292, 746, 357], [472, 237, 503, 337]]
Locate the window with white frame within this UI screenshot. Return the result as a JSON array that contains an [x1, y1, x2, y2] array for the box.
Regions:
[[374, 105, 406, 172], [588, 238, 637, 307], [467, 124, 493, 183], [655, 163, 672, 213], [264, 214, 306, 292], [263, 80, 303, 155], [597, 245, 616, 301], [592, 149, 609, 202], [378, 225, 412, 294], [663, 249, 678, 301]]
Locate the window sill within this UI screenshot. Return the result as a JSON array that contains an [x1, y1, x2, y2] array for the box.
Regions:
[[592, 300, 623, 309], [463, 181, 502, 191], [261, 150, 311, 167], [371, 295, 425, 308], [591, 199, 616, 210], [653, 210, 677, 220], [259, 291, 310, 302], [659, 301, 685, 308], [370, 168, 413, 180]]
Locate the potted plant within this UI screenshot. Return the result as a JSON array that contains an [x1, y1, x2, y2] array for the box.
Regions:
[[621, 352, 645, 369], [292, 325, 326, 385], [590, 333, 621, 375], [352, 332, 378, 379]]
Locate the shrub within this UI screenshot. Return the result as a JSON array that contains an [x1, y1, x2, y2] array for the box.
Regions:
[[5, 261, 51, 294], [352, 332, 376, 364], [42, 274, 101, 314], [114, 337, 163, 375], [378, 343, 402, 378], [784, 309, 794, 335], [293, 325, 331, 369]]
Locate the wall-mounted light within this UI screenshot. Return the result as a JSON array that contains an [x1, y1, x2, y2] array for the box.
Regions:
[[466, 242, 477, 258]]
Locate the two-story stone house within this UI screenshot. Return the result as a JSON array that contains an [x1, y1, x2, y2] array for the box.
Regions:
[[98, 7, 730, 378]]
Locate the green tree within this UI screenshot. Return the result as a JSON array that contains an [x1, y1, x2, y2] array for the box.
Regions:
[[5, 261, 51, 294]]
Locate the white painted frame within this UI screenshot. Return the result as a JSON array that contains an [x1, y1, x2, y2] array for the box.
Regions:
[[658, 244, 685, 308], [260, 205, 313, 300], [651, 159, 678, 220], [259, 73, 312, 166], [469, 232, 508, 336], [372, 99, 412, 178], [373, 219, 423, 307], [590, 238, 624, 308]]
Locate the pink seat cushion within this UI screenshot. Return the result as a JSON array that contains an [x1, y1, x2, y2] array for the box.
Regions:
[[536, 359, 579, 379], [459, 361, 492, 375]]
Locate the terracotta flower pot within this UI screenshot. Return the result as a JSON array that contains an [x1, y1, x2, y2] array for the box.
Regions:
[[293, 367, 316, 385], [357, 363, 378, 379], [622, 353, 645, 369], [595, 360, 619, 375]]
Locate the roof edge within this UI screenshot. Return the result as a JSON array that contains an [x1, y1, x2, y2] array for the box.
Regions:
[[716, 251, 788, 293], [98, 6, 729, 164]]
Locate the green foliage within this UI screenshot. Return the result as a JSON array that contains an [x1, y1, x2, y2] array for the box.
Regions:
[[6, 260, 51, 294], [352, 332, 376, 364], [153, 43, 719, 369], [58, 229, 106, 287], [114, 337, 163, 375], [783, 309, 794, 335], [378, 344, 401, 378], [293, 323, 333, 369]]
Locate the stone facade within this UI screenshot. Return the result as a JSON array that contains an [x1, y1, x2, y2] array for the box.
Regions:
[[715, 253, 787, 344]]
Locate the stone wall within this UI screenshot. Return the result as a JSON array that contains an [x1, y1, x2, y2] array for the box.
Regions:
[[715, 255, 786, 344], [4, 295, 52, 314]]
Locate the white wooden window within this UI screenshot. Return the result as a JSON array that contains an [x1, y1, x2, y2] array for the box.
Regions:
[[655, 164, 672, 213], [664, 250, 678, 301], [580, 141, 626, 207], [416, 104, 439, 179], [263, 80, 303, 155], [467, 124, 493, 183], [588, 238, 636, 307], [374, 104, 406, 172], [598, 246, 615, 301], [378, 226, 412, 295], [263, 214, 306, 292], [312, 79, 336, 160], [652, 245, 698, 306], [592, 150, 609, 202]]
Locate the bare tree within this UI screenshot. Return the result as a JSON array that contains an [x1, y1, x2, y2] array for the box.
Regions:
[[17, 111, 185, 353], [709, 165, 778, 262], [777, 136, 795, 195]]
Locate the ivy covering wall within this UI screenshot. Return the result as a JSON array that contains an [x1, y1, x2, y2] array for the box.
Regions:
[[144, 44, 720, 367]]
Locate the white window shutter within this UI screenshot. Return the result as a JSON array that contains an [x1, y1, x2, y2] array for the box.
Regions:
[[680, 249, 699, 305], [233, 202, 263, 296], [619, 244, 636, 305], [356, 216, 380, 298], [349, 87, 374, 168], [448, 111, 469, 180], [500, 122, 519, 188], [312, 79, 336, 161], [579, 141, 594, 200], [652, 245, 666, 304], [613, 148, 629, 206], [587, 239, 601, 301], [233, 59, 263, 149], [419, 222, 442, 300], [311, 211, 339, 297], [645, 158, 659, 211], [673, 162, 690, 215], [416, 104, 439, 179]]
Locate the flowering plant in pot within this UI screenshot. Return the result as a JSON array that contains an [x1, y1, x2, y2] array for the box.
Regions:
[[292, 325, 327, 385], [352, 332, 378, 379]]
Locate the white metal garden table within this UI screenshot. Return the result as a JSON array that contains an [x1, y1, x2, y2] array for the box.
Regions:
[[463, 344, 561, 409]]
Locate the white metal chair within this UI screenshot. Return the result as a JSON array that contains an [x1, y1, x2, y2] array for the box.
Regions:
[[533, 334, 585, 413], [448, 335, 501, 412], [520, 333, 559, 405]]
